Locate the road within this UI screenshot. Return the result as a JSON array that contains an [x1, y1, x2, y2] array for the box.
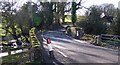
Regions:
[[38, 31, 119, 64]]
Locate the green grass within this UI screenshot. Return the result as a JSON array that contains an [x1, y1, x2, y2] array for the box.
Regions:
[[65, 19, 72, 22], [76, 16, 86, 22], [2, 52, 30, 64], [2, 50, 42, 65], [64, 15, 85, 23]]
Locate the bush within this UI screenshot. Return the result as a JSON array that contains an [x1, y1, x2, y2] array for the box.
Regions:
[[79, 20, 107, 35], [66, 26, 84, 38]]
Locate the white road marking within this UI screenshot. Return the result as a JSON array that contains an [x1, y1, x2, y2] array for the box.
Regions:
[[73, 39, 88, 44], [0, 49, 28, 57], [54, 45, 67, 50], [0, 52, 8, 57], [11, 49, 28, 54], [55, 49, 68, 58]]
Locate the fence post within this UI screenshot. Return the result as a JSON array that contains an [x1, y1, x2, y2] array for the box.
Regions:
[[8, 46, 11, 55], [97, 35, 101, 45], [113, 36, 115, 48], [113, 36, 118, 48]]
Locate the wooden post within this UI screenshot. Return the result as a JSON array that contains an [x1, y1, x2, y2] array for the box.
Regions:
[[97, 35, 101, 45], [8, 46, 11, 55]]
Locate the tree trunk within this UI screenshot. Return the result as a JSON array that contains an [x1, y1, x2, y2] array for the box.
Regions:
[[56, 14, 61, 26], [72, 2, 77, 26]]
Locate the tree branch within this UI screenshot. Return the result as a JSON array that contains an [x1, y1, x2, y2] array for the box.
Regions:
[[64, 8, 71, 12], [76, 0, 82, 6], [76, 7, 79, 10], [65, 2, 71, 6], [81, 6, 91, 11]]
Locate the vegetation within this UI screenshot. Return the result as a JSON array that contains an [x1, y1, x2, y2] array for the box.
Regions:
[[78, 4, 117, 35], [71, 0, 83, 25], [2, 52, 30, 64], [111, 9, 120, 35], [79, 6, 107, 35], [64, 15, 85, 23], [0, 0, 119, 64]]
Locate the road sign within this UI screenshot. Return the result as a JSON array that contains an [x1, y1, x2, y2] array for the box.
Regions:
[[33, 14, 42, 26]]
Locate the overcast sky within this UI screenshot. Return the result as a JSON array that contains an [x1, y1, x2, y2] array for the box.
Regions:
[[1, 0, 119, 15], [77, 0, 119, 15]]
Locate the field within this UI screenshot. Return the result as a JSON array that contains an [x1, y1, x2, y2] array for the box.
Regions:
[[64, 15, 85, 23]]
